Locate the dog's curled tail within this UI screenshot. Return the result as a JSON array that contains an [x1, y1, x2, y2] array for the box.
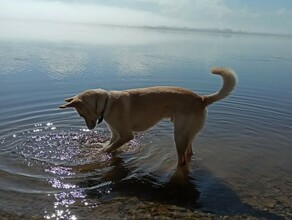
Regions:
[[203, 67, 237, 107]]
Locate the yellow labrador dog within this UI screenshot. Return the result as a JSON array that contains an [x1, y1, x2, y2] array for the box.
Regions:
[[60, 67, 236, 167]]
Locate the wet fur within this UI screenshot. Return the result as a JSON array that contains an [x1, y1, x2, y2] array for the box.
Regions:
[[60, 67, 237, 167]]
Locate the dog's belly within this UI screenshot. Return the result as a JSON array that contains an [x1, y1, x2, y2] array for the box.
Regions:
[[131, 114, 168, 132]]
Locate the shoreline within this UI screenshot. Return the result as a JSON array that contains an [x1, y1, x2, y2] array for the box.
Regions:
[[1, 196, 287, 220]]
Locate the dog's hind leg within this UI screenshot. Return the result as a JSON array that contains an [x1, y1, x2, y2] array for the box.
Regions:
[[185, 142, 193, 163], [173, 115, 193, 167], [173, 112, 205, 167], [174, 133, 191, 167]]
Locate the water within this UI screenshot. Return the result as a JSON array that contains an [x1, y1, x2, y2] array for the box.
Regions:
[[0, 21, 292, 219]]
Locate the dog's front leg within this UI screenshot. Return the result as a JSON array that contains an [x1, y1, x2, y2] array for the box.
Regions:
[[108, 125, 119, 145], [105, 133, 134, 153]]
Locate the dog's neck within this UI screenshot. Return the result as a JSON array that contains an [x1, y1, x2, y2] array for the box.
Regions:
[[98, 95, 109, 124]]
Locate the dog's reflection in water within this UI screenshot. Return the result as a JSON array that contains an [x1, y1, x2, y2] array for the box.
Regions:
[[75, 152, 199, 208]]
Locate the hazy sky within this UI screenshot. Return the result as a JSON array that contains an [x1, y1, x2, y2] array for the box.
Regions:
[[0, 0, 291, 34]]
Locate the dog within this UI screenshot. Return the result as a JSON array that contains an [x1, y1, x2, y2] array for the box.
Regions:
[[60, 67, 236, 167]]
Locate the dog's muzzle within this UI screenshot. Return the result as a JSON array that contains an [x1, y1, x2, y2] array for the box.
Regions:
[[86, 120, 96, 130]]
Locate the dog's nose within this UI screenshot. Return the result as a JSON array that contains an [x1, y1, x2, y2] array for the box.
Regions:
[[86, 120, 96, 130]]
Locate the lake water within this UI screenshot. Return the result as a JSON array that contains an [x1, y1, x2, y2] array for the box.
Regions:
[[0, 21, 291, 219]]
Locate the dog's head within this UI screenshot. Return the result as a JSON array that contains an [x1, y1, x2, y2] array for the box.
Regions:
[[59, 89, 108, 130]]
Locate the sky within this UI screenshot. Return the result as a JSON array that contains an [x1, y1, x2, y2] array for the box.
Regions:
[[0, 0, 291, 34]]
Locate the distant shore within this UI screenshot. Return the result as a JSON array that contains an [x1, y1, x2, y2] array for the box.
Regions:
[[2, 18, 292, 38], [72, 22, 292, 38], [139, 25, 292, 38]]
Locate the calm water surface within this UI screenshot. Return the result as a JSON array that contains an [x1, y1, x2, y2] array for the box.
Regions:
[[0, 22, 292, 219]]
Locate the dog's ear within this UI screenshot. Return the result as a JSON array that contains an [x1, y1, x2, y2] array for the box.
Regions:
[[59, 99, 82, 109], [65, 97, 74, 102]]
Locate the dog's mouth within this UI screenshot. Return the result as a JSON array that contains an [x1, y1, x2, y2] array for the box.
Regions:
[[85, 119, 96, 130]]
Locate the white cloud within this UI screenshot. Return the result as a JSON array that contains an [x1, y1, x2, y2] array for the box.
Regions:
[[275, 7, 292, 17], [131, 0, 292, 34], [0, 0, 291, 34], [0, 0, 184, 27]]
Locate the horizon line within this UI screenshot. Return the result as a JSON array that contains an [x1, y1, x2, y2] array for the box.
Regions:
[[3, 18, 292, 38]]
